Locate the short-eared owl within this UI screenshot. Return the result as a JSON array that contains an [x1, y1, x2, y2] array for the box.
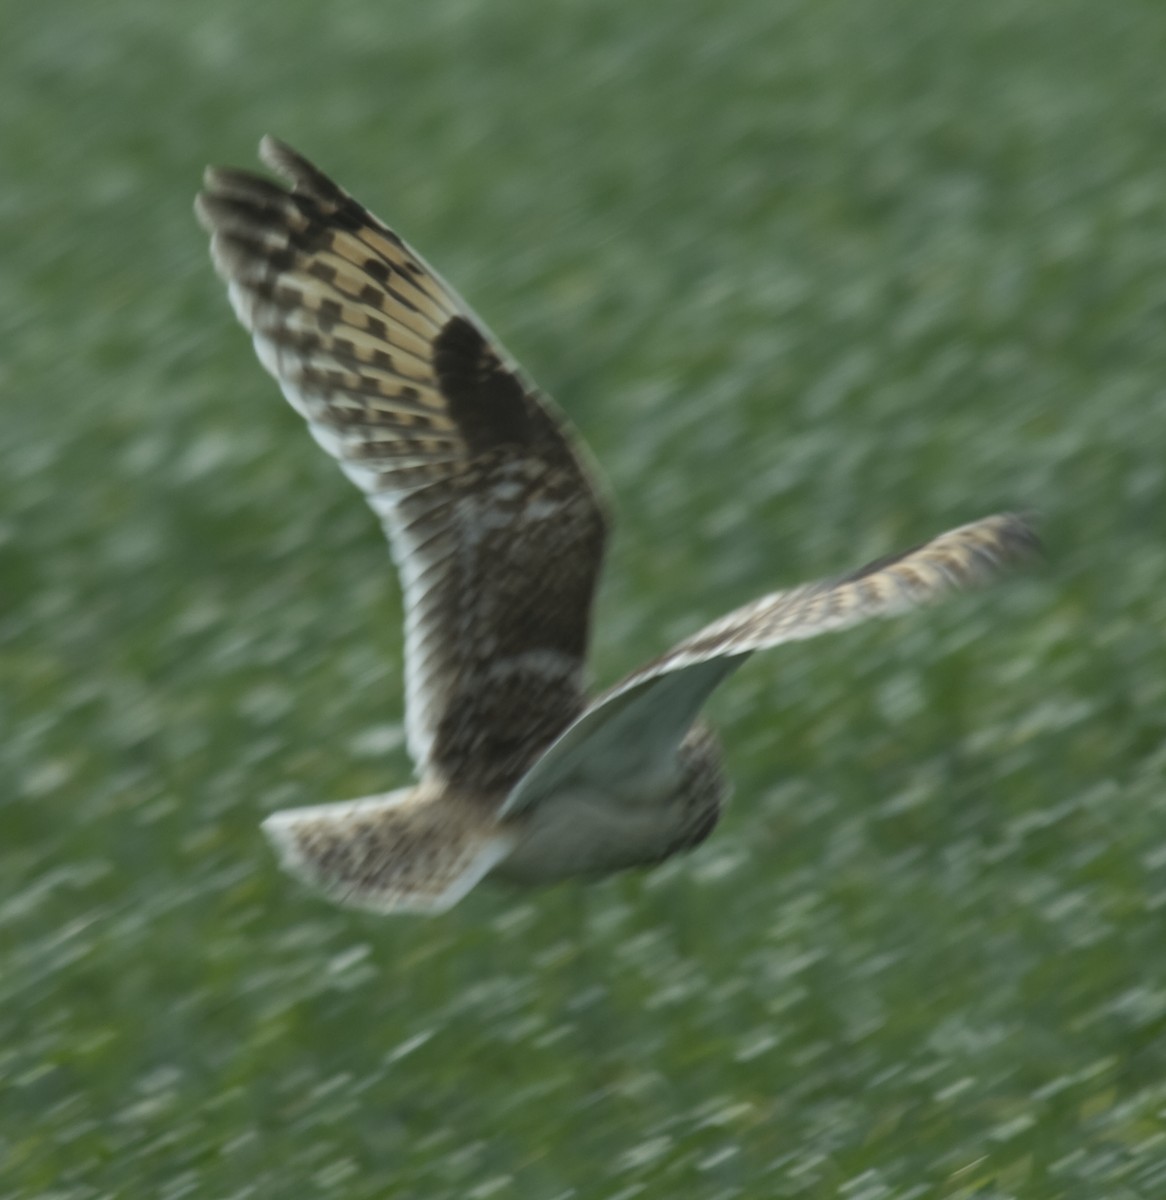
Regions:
[[196, 138, 1036, 915]]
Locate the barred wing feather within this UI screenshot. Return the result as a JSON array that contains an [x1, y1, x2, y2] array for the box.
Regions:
[[196, 138, 609, 792], [503, 513, 1037, 815]]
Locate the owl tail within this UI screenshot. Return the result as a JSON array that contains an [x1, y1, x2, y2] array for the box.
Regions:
[[261, 788, 516, 915]]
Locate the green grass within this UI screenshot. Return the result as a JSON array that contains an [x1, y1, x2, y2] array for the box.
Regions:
[[4, 0, 1166, 1195]]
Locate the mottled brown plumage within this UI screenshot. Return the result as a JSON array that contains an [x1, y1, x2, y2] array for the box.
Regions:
[[197, 139, 1037, 914]]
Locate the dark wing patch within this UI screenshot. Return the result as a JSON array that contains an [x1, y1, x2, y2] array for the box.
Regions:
[[433, 316, 554, 454], [197, 138, 610, 790]]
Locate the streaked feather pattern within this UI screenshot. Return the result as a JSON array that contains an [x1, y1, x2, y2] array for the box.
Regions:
[[262, 787, 515, 914], [197, 140, 1039, 914], [503, 513, 1037, 815], [639, 512, 1036, 670], [197, 137, 608, 791]]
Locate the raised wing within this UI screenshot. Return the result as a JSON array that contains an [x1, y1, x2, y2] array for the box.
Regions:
[[503, 513, 1038, 814], [196, 138, 609, 791]]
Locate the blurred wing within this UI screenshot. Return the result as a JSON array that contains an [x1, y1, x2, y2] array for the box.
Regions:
[[196, 138, 609, 791], [503, 513, 1037, 814]]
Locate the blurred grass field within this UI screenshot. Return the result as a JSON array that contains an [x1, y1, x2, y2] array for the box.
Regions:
[[4, 0, 1166, 1195]]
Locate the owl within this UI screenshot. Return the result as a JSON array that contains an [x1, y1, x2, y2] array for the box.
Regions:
[[196, 138, 1036, 914]]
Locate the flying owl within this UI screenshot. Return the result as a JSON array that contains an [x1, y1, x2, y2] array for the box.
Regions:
[[195, 138, 1036, 915]]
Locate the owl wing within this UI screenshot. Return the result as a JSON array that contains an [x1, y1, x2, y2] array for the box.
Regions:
[[196, 138, 609, 792], [503, 513, 1037, 815]]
